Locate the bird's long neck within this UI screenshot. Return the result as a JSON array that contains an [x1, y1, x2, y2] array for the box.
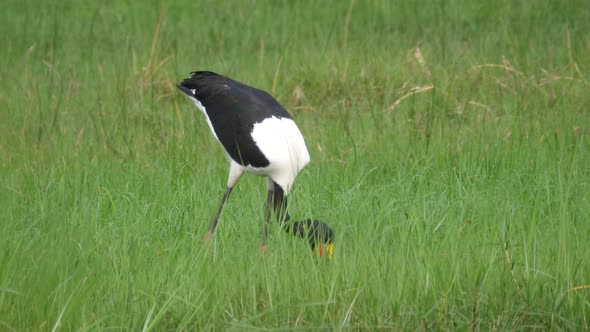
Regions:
[[272, 185, 309, 240], [271, 183, 334, 250], [271, 183, 291, 225]]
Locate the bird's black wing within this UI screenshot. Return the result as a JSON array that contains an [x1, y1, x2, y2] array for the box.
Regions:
[[178, 71, 292, 168]]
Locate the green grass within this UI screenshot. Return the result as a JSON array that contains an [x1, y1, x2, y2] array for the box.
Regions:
[[1, 0, 589, 330]]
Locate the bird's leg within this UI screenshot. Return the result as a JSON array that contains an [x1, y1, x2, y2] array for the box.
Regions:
[[259, 188, 274, 253], [205, 162, 243, 243], [204, 186, 233, 242]]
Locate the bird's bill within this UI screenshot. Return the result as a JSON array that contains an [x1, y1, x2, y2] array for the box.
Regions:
[[316, 243, 334, 260], [176, 84, 194, 97]]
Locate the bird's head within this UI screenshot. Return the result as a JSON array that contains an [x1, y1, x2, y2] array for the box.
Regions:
[[292, 219, 334, 259]]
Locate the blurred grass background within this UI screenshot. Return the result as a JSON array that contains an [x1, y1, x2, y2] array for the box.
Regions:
[[1, 0, 589, 330]]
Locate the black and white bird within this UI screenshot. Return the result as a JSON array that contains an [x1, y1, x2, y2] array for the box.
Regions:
[[176, 71, 334, 257]]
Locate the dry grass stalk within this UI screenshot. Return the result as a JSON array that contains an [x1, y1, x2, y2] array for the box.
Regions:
[[292, 85, 304, 106], [414, 46, 432, 80], [470, 288, 479, 332], [566, 27, 589, 86], [136, 4, 175, 101], [471, 63, 525, 78], [339, 288, 361, 331], [271, 57, 282, 95], [537, 75, 575, 87], [559, 285, 590, 298], [385, 84, 434, 113], [343, 0, 355, 50], [503, 241, 525, 301], [144, 3, 166, 79]]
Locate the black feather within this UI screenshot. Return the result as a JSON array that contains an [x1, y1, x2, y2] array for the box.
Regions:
[[286, 219, 334, 250], [177, 71, 293, 168]]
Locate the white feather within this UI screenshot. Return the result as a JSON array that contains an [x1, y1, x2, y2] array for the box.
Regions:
[[249, 116, 310, 194]]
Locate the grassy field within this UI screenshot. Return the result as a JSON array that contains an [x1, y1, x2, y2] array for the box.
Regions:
[[1, 0, 589, 330]]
